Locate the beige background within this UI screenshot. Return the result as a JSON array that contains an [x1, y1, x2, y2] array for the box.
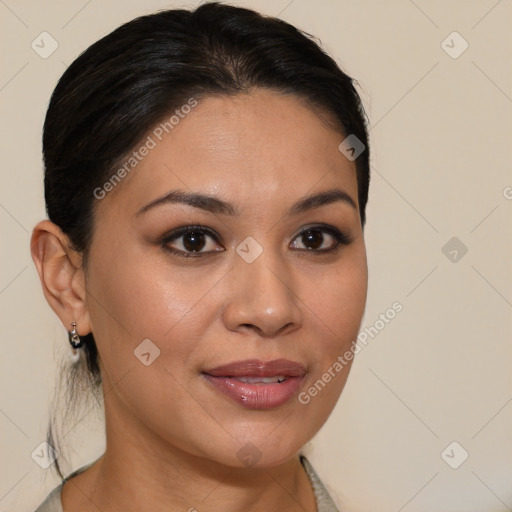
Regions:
[[1, 1, 511, 511]]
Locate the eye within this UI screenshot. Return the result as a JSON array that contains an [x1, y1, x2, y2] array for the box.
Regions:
[[161, 224, 351, 259], [162, 225, 224, 258], [290, 225, 351, 253]]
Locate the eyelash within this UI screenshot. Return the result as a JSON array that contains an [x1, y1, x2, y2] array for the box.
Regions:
[[160, 224, 352, 259]]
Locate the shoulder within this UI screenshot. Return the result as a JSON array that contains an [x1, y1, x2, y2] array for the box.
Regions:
[[32, 458, 98, 512], [300, 455, 341, 512], [32, 484, 63, 512]]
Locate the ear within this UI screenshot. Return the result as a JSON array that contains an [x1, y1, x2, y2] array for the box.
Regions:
[[30, 220, 92, 336]]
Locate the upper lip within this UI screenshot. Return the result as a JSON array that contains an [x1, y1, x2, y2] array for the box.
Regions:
[[203, 359, 306, 378]]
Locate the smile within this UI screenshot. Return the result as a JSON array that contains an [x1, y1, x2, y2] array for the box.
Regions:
[[202, 359, 306, 409]]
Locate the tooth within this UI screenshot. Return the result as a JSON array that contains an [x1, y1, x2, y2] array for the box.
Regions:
[[235, 375, 286, 384]]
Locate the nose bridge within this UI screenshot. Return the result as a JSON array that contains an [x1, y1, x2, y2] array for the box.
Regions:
[[222, 243, 302, 337]]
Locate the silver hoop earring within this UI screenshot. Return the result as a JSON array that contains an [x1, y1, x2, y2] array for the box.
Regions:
[[69, 321, 83, 349]]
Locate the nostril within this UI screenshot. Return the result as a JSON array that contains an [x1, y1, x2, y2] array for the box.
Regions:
[[240, 323, 259, 333]]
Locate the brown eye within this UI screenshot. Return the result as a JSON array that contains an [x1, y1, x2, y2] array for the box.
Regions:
[[162, 226, 224, 258], [182, 231, 206, 252], [290, 225, 351, 253], [300, 229, 325, 250]]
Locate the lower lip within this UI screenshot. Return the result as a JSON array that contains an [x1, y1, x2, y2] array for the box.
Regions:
[[202, 374, 304, 409]]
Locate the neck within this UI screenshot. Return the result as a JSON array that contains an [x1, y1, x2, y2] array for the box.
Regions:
[[62, 397, 317, 512]]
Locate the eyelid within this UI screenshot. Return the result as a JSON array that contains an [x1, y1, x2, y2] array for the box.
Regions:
[[290, 224, 352, 257], [161, 224, 220, 240], [161, 225, 224, 258], [160, 223, 351, 259], [290, 224, 352, 247]]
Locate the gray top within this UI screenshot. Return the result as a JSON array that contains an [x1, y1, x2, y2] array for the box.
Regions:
[[33, 455, 340, 511]]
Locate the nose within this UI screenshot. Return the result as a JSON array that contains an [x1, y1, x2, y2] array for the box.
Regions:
[[221, 253, 302, 338]]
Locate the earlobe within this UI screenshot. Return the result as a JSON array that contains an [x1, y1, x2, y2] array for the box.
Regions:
[[30, 220, 92, 336]]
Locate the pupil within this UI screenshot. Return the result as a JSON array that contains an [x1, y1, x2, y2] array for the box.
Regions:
[[302, 230, 323, 249], [183, 232, 205, 251]]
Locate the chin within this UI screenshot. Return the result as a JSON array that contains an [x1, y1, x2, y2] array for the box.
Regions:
[[196, 423, 314, 470]]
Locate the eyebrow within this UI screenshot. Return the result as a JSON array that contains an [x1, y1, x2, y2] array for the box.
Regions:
[[135, 188, 357, 217]]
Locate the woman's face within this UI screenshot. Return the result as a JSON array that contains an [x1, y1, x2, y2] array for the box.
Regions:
[[85, 89, 367, 468]]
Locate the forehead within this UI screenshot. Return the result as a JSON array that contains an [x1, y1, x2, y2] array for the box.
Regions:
[[94, 90, 358, 218]]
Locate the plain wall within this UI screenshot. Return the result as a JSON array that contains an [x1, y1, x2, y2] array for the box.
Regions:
[[0, 1, 511, 511]]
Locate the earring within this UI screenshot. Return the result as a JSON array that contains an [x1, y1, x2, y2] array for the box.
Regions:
[[69, 321, 83, 349]]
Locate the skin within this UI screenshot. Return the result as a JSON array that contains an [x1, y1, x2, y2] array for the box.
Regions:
[[31, 89, 368, 512]]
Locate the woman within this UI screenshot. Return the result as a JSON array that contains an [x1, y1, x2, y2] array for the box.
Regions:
[[31, 2, 370, 510]]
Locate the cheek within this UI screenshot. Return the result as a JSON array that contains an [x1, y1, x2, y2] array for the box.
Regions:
[[309, 248, 368, 350], [84, 244, 223, 383], [84, 251, 209, 425], [84, 249, 174, 371], [299, 252, 366, 410], [297, 257, 367, 424], [87, 244, 191, 335]]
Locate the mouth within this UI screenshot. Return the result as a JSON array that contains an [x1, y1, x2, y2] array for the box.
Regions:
[[202, 359, 306, 409], [233, 375, 287, 384]]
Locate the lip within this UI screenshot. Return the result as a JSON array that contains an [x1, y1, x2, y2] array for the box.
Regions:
[[202, 359, 306, 409]]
